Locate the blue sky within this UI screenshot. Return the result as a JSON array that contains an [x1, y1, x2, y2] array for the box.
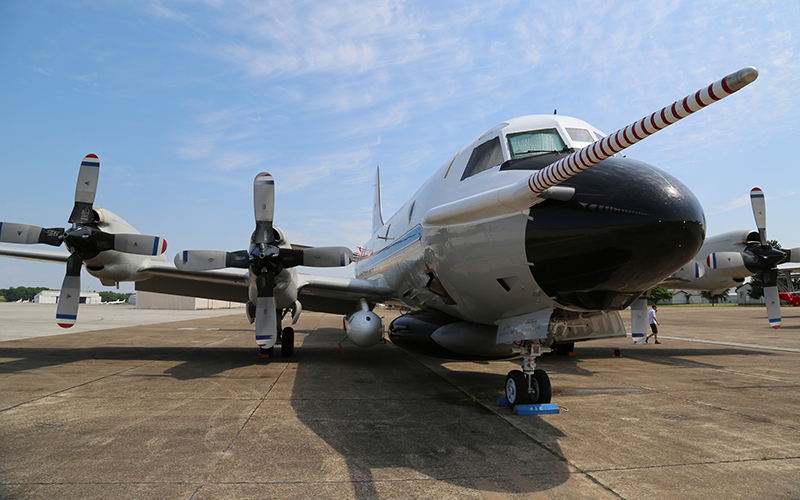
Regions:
[[1, 0, 798, 292]]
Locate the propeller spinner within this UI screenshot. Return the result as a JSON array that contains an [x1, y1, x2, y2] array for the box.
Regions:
[[706, 188, 800, 328], [175, 172, 352, 352], [0, 154, 167, 327]]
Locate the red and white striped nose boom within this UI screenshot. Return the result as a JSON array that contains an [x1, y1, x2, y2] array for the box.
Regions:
[[527, 67, 759, 194], [424, 67, 759, 227]]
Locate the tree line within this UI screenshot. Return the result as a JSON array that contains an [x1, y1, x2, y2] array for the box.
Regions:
[[0, 287, 133, 303], [0, 286, 50, 302], [98, 292, 134, 303]]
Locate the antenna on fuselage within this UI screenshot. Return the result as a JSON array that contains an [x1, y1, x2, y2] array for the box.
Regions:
[[371, 165, 385, 235]]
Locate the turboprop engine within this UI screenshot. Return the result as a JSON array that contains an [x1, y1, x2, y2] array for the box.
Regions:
[[344, 299, 384, 347]]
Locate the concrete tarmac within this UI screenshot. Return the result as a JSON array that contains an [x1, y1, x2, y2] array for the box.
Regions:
[[1, 304, 799, 499], [0, 303, 243, 341]]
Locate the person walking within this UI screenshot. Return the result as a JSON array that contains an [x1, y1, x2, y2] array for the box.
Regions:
[[646, 305, 661, 344]]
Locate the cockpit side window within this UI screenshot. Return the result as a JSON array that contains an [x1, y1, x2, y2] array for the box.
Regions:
[[507, 129, 567, 159], [566, 128, 595, 149], [461, 137, 504, 181]]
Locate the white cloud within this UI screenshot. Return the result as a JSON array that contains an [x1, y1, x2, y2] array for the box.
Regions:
[[73, 73, 97, 82], [26, 66, 52, 76], [711, 194, 750, 215]]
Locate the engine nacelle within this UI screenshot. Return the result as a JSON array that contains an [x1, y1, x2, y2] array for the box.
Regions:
[[344, 306, 383, 347]]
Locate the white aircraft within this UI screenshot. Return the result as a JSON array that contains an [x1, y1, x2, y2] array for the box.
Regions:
[[101, 299, 127, 305], [662, 188, 800, 328], [0, 67, 761, 408]]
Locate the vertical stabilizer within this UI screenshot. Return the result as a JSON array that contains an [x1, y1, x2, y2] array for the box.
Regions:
[[372, 166, 384, 235]]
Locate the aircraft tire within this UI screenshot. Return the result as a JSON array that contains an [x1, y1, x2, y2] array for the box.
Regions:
[[281, 327, 294, 358], [531, 369, 552, 404], [505, 370, 529, 406]]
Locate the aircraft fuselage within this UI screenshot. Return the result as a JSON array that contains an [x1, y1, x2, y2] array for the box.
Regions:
[[355, 115, 706, 330]]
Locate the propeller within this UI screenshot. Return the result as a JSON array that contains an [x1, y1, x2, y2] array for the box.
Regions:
[[0, 154, 167, 327], [706, 188, 800, 328], [175, 172, 352, 350]]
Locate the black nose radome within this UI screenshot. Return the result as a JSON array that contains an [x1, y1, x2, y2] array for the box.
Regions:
[[525, 156, 705, 311]]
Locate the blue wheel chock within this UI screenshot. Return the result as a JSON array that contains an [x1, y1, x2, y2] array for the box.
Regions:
[[497, 397, 560, 414]]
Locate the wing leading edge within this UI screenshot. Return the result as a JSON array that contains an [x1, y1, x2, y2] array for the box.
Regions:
[[134, 259, 393, 316]]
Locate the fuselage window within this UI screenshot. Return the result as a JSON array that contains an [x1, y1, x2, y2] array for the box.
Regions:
[[507, 129, 567, 159], [461, 137, 504, 180]]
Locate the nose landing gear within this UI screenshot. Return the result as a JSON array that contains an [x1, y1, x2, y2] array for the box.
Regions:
[[505, 343, 551, 406]]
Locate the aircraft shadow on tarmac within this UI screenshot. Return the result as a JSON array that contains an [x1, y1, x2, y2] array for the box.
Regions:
[[0, 333, 774, 381], [0, 346, 268, 380], [284, 327, 779, 497], [286, 329, 572, 497]]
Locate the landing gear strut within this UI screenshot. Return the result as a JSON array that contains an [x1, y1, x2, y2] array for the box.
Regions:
[[505, 342, 551, 406]]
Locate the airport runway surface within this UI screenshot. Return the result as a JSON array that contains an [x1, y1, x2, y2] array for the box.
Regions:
[[1, 304, 798, 499]]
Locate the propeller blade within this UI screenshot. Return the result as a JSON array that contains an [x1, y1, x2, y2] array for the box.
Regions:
[[278, 246, 353, 268], [784, 247, 800, 263], [302, 246, 353, 267], [672, 261, 704, 279], [0, 223, 64, 246], [764, 285, 781, 329], [56, 254, 82, 328], [111, 234, 168, 256], [706, 252, 745, 270], [252, 173, 275, 245], [750, 187, 767, 245], [69, 154, 100, 225], [255, 272, 277, 349], [174, 250, 249, 271]]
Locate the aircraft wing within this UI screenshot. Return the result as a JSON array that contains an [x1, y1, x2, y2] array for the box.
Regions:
[[134, 260, 394, 315], [0, 245, 70, 264], [294, 272, 395, 314], [134, 260, 250, 303]]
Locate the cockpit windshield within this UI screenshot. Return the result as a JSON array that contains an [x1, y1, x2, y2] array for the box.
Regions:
[[507, 129, 567, 159]]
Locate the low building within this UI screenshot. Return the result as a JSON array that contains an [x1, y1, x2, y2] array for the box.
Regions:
[[663, 290, 705, 305], [135, 290, 245, 310], [34, 290, 101, 305], [736, 283, 766, 305]]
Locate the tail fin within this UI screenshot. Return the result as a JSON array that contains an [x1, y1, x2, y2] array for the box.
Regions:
[[372, 166, 384, 235]]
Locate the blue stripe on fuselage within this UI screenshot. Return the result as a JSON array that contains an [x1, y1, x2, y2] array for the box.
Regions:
[[358, 225, 422, 273]]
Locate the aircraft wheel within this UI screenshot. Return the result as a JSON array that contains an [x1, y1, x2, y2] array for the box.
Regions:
[[505, 370, 529, 406], [259, 347, 273, 359], [281, 327, 294, 358], [530, 369, 552, 404]]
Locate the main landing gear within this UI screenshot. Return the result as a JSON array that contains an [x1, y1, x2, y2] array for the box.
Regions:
[[505, 342, 552, 406], [259, 325, 295, 359]]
